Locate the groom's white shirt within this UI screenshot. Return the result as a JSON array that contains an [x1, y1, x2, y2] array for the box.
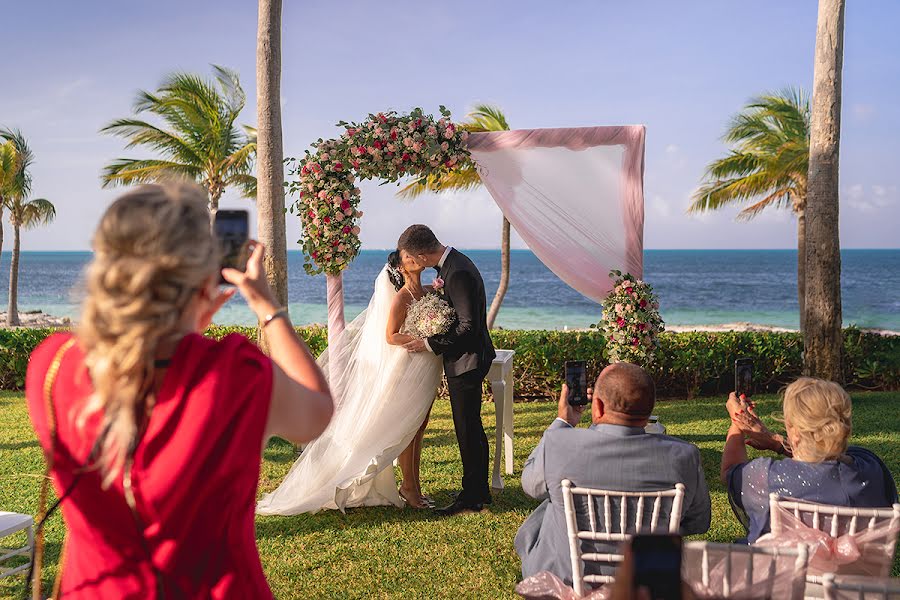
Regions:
[[424, 246, 453, 354]]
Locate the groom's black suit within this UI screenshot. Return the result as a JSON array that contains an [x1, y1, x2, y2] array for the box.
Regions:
[[427, 249, 496, 505]]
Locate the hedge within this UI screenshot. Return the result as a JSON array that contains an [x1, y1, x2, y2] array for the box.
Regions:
[[1, 326, 897, 398]]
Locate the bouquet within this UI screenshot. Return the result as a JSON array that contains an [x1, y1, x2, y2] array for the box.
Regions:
[[596, 270, 665, 366], [405, 293, 456, 339]]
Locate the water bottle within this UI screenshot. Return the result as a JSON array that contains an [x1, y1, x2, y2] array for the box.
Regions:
[[644, 415, 666, 435]]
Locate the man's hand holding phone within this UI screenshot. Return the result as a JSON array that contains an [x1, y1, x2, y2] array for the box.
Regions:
[[558, 383, 591, 427]]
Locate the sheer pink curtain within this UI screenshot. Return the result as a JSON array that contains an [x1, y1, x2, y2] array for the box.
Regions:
[[467, 126, 646, 302]]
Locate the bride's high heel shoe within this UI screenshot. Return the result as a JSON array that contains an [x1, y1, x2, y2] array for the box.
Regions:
[[399, 489, 428, 509]]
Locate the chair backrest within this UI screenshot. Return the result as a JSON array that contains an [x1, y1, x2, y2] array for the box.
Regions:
[[683, 541, 809, 600], [822, 573, 900, 600], [769, 494, 900, 577], [561, 479, 685, 596]]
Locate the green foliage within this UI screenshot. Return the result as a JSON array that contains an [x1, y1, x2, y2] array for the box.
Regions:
[[3, 327, 896, 399]]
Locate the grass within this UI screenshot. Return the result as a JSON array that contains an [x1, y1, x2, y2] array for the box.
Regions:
[[1, 389, 898, 599]]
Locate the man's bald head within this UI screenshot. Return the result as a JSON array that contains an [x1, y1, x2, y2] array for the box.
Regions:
[[595, 363, 656, 423]]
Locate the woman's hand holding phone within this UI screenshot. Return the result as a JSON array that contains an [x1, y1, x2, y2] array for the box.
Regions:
[[221, 241, 281, 321]]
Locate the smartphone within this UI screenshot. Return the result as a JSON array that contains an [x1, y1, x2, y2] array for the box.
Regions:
[[565, 360, 589, 406], [631, 534, 683, 600], [734, 358, 753, 398], [213, 210, 250, 285]]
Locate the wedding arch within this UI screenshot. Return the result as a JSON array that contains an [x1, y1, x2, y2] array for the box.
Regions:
[[288, 107, 647, 364]]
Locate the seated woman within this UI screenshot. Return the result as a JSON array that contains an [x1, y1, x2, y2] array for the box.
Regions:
[[721, 377, 898, 543]]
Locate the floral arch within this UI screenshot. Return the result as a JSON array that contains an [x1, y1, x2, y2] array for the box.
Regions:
[[287, 111, 648, 383], [288, 107, 469, 349]]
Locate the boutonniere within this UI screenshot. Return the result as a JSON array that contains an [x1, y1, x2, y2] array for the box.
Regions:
[[432, 277, 445, 295]]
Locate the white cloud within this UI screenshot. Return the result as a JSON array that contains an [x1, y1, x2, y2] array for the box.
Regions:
[[664, 144, 680, 154], [649, 194, 672, 218], [845, 183, 897, 213]]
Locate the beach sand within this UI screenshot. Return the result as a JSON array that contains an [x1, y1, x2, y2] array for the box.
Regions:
[[2, 311, 896, 336]]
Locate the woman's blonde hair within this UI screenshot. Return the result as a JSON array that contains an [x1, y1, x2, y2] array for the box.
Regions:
[[78, 182, 220, 486], [782, 377, 852, 462]]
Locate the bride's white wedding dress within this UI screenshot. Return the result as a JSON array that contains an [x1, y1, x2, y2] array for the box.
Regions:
[[256, 267, 442, 515]]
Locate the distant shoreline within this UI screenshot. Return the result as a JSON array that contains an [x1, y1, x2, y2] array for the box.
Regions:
[[3, 310, 896, 337]]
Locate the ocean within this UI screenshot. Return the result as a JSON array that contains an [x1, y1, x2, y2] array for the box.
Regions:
[[1, 249, 897, 331]]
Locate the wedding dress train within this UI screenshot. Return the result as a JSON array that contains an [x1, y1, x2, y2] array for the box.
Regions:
[[256, 268, 442, 515]]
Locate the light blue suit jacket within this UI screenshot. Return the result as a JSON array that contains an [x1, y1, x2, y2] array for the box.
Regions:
[[515, 420, 711, 584]]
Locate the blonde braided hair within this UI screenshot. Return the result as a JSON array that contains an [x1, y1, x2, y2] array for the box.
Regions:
[[77, 182, 220, 487]]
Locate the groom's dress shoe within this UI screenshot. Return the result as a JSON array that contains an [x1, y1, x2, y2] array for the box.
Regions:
[[449, 491, 492, 505], [435, 498, 487, 517]]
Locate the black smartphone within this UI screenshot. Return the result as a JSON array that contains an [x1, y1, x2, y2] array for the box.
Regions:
[[734, 358, 753, 398], [213, 210, 250, 285], [631, 534, 683, 600], [565, 360, 589, 406]]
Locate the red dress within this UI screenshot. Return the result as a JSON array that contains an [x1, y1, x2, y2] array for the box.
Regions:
[[26, 332, 274, 599]]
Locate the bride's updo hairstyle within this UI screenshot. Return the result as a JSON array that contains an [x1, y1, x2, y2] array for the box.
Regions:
[[387, 250, 405, 291], [78, 182, 220, 487]]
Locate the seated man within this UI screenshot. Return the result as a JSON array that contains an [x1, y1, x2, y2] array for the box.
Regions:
[[515, 362, 711, 585]]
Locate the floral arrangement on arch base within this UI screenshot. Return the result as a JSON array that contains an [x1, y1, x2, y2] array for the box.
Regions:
[[596, 270, 665, 366], [287, 107, 470, 275]]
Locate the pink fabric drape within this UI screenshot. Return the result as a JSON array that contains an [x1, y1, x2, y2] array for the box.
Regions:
[[467, 126, 646, 302]]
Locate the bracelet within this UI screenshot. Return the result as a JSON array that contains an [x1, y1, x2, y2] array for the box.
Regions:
[[262, 307, 289, 328]]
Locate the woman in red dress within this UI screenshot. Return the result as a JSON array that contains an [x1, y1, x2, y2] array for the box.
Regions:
[[26, 183, 334, 599]]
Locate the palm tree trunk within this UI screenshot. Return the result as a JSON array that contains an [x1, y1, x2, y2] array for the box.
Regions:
[[487, 216, 510, 329], [7, 223, 20, 326], [255, 0, 289, 311], [0, 204, 4, 260], [803, 0, 845, 381], [797, 209, 806, 333], [207, 188, 221, 223]]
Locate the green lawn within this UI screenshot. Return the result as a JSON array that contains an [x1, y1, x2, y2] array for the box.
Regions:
[[2, 390, 898, 599]]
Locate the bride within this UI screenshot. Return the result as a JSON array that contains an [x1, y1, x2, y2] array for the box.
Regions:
[[256, 250, 442, 514]]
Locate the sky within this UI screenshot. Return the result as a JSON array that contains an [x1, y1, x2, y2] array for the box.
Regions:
[[2, 0, 898, 252]]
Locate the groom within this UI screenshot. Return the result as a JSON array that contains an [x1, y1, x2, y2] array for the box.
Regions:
[[398, 224, 496, 516]]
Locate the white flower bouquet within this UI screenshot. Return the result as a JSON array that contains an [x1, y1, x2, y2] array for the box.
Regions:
[[405, 293, 456, 339]]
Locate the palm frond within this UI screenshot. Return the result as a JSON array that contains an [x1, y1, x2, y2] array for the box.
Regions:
[[227, 173, 257, 199], [0, 141, 20, 193], [19, 198, 56, 229], [692, 89, 810, 219], [736, 189, 795, 221], [466, 104, 510, 132], [100, 158, 202, 187], [99, 118, 204, 164], [396, 164, 482, 199], [0, 129, 35, 199]]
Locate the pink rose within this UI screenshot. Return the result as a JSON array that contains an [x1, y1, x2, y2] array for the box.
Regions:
[[440, 142, 449, 152], [340, 200, 351, 210], [351, 226, 361, 235], [614, 303, 624, 313], [317, 190, 327, 200], [344, 208, 353, 216], [432, 277, 445, 290], [427, 126, 437, 136], [403, 137, 413, 147], [616, 317, 625, 328], [443, 128, 454, 139], [323, 216, 331, 224], [625, 287, 634, 295], [342, 226, 351, 234]]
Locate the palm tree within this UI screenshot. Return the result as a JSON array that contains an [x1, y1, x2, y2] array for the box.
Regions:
[[100, 65, 257, 218], [397, 104, 512, 328], [0, 139, 21, 257], [0, 130, 56, 326], [689, 89, 810, 331], [804, 0, 846, 381], [256, 0, 289, 320]]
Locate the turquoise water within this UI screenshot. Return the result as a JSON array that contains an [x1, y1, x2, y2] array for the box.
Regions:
[[1, 249, 897, 331]]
